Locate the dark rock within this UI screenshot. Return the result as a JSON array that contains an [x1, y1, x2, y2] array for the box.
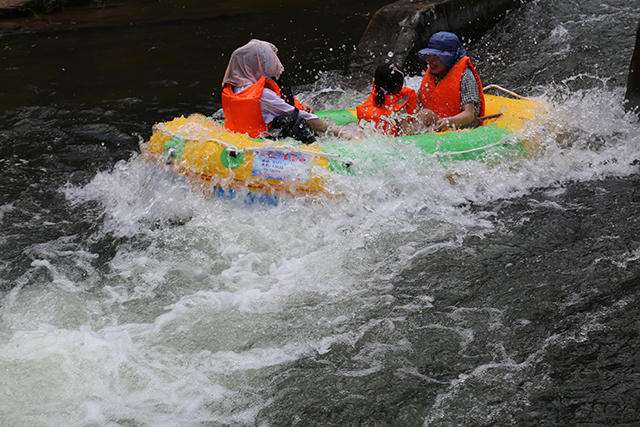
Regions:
[[625, 23, 640, 113], [349, 0, 520, 80], [0, 0, 90, 18], [0, 0, 30, 17]]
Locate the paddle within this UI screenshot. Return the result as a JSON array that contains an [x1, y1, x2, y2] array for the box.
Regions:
[[478, 113, 503, 121]]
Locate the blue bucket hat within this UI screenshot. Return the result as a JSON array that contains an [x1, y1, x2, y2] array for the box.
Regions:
[[417, 32, 466, 68]]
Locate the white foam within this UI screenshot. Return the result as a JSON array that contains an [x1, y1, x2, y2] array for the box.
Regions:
[[2, 82, 639, 424]]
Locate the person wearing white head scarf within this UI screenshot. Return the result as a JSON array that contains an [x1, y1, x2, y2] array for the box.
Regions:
[[222, 39, 285, 88], [221, 39, 352, 141]]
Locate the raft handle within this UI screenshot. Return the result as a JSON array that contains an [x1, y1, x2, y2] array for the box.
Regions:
[[433, 140, 517, 157], [154, 122, 349, 163], [483, 84, 527, 99], [164, 147, 176, 165]]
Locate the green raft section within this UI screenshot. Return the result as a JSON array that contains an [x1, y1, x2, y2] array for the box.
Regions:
[[315, 109, 359, 126], [315, 108, 525, 163]]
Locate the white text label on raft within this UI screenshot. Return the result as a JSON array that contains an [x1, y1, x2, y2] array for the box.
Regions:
[[251, 150, 312, 181]]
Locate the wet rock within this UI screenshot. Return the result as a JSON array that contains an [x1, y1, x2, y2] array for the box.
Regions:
[[349, 0, 520, 79], [626, 23, 640, 113], [0, 0, 89, 18], [0, 0, 25, 10], [1, 2, 23, 17]]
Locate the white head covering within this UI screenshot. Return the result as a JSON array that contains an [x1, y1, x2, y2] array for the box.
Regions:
[[222, 39, 285, 88]]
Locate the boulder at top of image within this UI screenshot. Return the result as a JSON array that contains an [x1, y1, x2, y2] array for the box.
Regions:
[[348, 0, 519, 81]]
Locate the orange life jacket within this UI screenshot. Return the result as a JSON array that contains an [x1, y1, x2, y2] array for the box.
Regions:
[[222, 76, 307, 137], [418, 56, 485, 119], [356, 86, 418, 135]]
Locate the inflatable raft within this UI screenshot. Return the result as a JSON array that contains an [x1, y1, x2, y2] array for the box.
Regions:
[[142, 87, 542, 201]]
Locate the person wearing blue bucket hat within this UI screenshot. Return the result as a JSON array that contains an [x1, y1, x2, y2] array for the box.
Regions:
[[416, 32, 485, 131]]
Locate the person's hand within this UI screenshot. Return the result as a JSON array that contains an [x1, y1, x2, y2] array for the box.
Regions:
[[397, 117, 421, 135], [328, 125, 361, 140], [339, 128, 363, 140], [299, 103, 314, 113], [416, 109, 438, 127], [434, 117, 454, 132]]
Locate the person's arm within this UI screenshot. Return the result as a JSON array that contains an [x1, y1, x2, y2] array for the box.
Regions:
[[262, 89, 356, 139], [297, 99, 314, 113], [307, 118, 329, 133], [434, 103, 477, 131], [307, 118, 358, 139], [261, 88, 318, 124], [392, 104, 440, 135]]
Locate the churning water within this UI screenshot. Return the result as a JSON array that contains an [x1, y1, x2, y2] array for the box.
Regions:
[[1, 0, 640, 424]]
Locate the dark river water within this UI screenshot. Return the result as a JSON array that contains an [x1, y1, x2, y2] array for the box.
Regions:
[[1, 0, 640, 424]]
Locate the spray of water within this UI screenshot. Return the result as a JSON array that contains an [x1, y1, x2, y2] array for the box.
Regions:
[[1, 75, 639, 423]]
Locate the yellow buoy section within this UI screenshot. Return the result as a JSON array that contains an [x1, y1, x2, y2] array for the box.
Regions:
[[482, 94, 544, 131], [143, 114, 331, 196]]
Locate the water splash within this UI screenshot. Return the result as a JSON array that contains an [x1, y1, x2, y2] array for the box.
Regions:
[[1, 79, 637, 423]]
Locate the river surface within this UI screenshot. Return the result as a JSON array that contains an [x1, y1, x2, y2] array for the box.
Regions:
[[1, 0, 640, 425]]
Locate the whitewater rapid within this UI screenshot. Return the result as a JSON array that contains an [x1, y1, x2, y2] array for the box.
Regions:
[[1, 79, 639, 423]]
